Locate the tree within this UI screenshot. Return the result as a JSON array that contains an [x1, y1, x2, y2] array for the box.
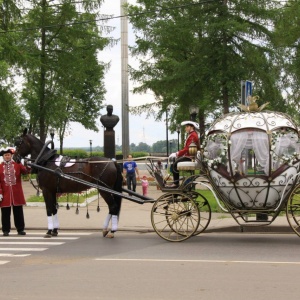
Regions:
[[16, 0, 114, 150], [135, 142, 151, 152], [274, 1, 300, 123], [127, 0, 285, 137], [152, 140, 167, 153], [0, 0, 26, 145]]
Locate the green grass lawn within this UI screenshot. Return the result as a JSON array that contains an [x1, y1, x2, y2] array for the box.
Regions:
[[27, 189, 99, 203], [194, 189, 224, 213]]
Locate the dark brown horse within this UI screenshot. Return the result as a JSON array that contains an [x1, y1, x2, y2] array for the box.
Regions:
[[14, 129, 123, 238]]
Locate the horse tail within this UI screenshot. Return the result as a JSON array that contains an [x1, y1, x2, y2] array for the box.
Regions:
[[113, 161, 123, 216]]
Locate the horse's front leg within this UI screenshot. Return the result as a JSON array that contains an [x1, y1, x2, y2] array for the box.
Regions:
[[43, 190, 59, 238], [102, 192, 120, 239], [103, 214, 118, 238]]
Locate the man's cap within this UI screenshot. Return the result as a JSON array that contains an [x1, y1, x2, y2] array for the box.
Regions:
[[0, 147, 15, 156], [181, 121, 199, 130]]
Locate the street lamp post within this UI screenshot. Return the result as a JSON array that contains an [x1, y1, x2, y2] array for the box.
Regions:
[[49, 128, 54, 141], [176, 124, 180, 151], [89, 140, 92, 156], [165, 111, 169, 157], [189, 105, 199, 122]]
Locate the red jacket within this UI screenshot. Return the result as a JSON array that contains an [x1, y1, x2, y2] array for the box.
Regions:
[[177, 131, 200, 157], [0, 160, 29, 207]]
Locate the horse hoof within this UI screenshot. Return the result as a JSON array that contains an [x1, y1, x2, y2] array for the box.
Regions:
[[44, 230, 52, 238], [102, 230, 109, 237], [106, 232, 114, 239]]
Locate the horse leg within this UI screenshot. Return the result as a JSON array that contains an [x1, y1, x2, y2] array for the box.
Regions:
[[101, 193, 121, 239], [43, 190, 59, 238], [101, 163, 123, 238], [102, 213, 111, 237], [52, 214, 59, 236]]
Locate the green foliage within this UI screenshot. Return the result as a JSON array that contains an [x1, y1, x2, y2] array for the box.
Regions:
[[130, 152, 149, 158], [59, 149, 89, 159], [89, 151, 104, 157], [127, 0, 286, 136], [274, 1, 300, 123], [13, 0, 115, 145]]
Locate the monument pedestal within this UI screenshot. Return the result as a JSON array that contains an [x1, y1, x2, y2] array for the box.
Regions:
[[103, 129, 116, 159]]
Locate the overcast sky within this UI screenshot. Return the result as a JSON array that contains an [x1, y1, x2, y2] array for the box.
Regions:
[[58, 0, 178, 148]]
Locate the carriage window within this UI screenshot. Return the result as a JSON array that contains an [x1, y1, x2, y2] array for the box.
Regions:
[[230, 130, 269, 175], [204, 133, 228, 166], [271, 128, 300, 171]]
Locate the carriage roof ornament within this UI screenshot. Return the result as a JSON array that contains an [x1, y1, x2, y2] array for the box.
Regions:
[[238, 96, 269, 112]]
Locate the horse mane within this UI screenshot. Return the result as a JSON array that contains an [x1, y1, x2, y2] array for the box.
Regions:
[[25, 133, 57, 164]]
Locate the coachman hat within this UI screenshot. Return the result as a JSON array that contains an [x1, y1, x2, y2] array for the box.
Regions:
[[0, 147, 15, 156], [181, 121, 199, 130]]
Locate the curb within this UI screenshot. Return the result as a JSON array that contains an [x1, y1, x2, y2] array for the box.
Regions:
[[23, 225, 295, 234]]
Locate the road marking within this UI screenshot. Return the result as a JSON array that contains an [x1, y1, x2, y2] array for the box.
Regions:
[[0, 253, 30, 257], [0, 248, 47, 251], [0, 242, 64, 245], [0, 261, 10, 265], [26, 232, 92, 235], [0, 237, 78, 240], [94, 258, 300, 265]]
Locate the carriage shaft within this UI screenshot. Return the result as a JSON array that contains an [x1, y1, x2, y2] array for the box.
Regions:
[[28, 163, 155, 204]]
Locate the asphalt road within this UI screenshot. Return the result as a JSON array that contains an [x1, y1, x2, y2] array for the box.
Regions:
[[1, 231, 300, 300]]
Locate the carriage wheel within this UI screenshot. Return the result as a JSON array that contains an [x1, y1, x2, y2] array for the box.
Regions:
[[286, 184, 300, 237], [151, 192, 200, 242], [186, 191, 211, 236]]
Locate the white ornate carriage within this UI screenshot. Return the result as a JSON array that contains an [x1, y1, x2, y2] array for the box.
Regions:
[[148, 108, 300, 242]]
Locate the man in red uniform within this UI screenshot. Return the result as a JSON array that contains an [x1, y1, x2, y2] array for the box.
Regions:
[[0, 147, 29, 236], [168, 121, 200, 187]]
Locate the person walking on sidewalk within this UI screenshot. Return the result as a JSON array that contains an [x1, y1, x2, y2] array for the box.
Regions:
[[141, 175, 149, 196], [123, 154, 140, 193], [0, 147, 30, 236]]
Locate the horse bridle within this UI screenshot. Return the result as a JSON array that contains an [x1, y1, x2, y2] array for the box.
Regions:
[[13, 137, 25, 163]]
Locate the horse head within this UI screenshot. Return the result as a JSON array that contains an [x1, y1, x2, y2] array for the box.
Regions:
[[14, 128, 44, 161]]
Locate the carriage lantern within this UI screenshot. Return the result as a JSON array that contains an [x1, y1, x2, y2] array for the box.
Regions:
[[188, 141, 198, 160]]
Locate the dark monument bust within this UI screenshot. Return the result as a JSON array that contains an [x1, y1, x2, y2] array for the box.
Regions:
[[100, 105, 119, 159], [100, 105, 119, 131]]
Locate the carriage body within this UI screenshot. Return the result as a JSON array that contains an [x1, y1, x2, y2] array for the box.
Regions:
[[203, 111, 300, 213]]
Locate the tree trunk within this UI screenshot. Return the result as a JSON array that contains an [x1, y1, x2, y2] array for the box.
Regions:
[[39, 0, 47, 142]]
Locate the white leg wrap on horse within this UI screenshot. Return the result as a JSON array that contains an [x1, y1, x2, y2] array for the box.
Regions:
[[111, 215, 118, 232], [103, 214, 112, 229], [53, 214, 59, 228], [47, 216, 54, 230]]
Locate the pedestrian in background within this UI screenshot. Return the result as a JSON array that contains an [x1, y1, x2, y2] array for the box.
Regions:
[[141, 175, 149, 196], [123, 154, 140, 193], [0, 148, 30, 236]]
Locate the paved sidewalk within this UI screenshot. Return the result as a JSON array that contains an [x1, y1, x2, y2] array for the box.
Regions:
[[20, 179, 295, 235]]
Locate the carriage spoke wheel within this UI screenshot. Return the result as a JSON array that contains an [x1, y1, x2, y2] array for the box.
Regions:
[[151, 192, 200, 242], [286, 184, 300, 237], [186, 191, 211, 236]]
